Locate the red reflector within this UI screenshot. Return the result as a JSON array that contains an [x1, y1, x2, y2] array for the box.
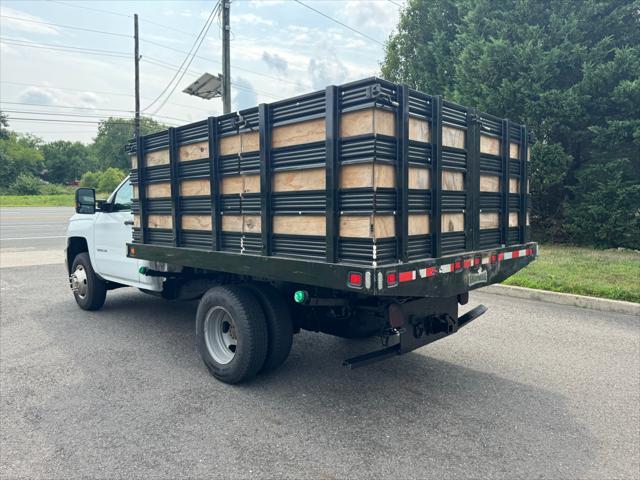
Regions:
[[387, 272, 397, 286], [490, 255, 497, 263], [348, 272, 362, 287], [498, 253, 504, 261], [463, 259, 471, 269], [399, 271, 414, 282], [130, 247, 136, 255], [426, 267, 436, 277], [474, 257, 481, 266], [512, 250, 520, 259], [454, 261, 461, 270]]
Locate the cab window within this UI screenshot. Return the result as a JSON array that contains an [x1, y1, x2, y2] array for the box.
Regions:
[[113, 180, 133, 211]]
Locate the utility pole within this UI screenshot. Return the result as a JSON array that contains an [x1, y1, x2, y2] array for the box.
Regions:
[[222, 1, 231, 114], [134, 13, 140, 138]]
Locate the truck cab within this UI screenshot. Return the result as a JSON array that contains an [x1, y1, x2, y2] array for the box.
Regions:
[[66, 177, 163, 304]]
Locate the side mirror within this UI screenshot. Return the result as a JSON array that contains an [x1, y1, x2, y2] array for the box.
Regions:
[[75, 188, 96, 214]]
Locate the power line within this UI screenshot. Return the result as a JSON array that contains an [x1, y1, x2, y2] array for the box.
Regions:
[[0, 101, 134, 113], [0, 14, 131, 38], [143, 56, 284, 101], [142, 38, 305, 89], [48, 0, 197, 37], [1, 12, 305, 90], [144, 1, 221, 114], [293, 0, 385, 47], [47, 0, 131, 19], [0, 107, 188, 124], [0, 80, 214, 113], [387, 0, 403, 7], [0, 37, 131, 59], [6, 117, 168, 126]]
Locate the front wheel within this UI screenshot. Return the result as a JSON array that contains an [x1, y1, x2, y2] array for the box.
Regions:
[[196, 285, 268, 384], [70, 252, 107, 311]]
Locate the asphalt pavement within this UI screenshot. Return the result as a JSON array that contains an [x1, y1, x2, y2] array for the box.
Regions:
[[1, 208, 639, 479], [0, 207, 73, 267]]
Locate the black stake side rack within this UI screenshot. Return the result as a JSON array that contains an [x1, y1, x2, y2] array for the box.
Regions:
[[126, 77, 536, 298]]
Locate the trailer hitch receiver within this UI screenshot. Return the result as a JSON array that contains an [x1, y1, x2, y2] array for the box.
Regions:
[[343, 304, 488, 369]]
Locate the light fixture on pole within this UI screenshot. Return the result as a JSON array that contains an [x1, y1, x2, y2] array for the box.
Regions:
[[183, 73, 223, 100]]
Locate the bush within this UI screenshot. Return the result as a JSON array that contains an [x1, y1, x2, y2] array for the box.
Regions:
[[79, 171, 101, 189], [39, 183, 73, 195], [97, 167, 126, 193], [9, 173, 45, 195]]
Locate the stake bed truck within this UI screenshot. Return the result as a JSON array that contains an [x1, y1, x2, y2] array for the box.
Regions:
[[67, 77, 537, 383]]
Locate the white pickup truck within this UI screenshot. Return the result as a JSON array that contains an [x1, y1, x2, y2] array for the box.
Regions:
[[66, 177, 164, 310]]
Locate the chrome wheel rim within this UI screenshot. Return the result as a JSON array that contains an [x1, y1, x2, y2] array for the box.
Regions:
[[204, 306, 237, 365], [70, 265, 88, 299]]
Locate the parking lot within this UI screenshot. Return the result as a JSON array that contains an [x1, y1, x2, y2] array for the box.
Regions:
[[1, 208, 639, 479]]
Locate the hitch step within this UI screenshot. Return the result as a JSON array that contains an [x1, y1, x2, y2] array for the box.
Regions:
[[342, 345, 400, 370], [342, 304, 488, 369]]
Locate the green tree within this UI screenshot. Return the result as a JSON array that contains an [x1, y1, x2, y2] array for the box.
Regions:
[[382, 0, 640, 247], [97, 167, 126, 193], [0, 111, 9, 140], [0, 131, 44, 188], [41, 140, 96, 184], [92, 117, 167, 171]]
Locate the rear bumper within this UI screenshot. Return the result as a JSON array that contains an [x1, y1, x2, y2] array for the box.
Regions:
[[128, 241, 537, 298], [373, 242, 538, 297]]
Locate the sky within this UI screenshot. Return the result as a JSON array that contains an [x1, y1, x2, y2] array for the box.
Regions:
[[0, 0, 401, 143]]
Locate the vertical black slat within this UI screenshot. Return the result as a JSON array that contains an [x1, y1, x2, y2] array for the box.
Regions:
[[466, 108, 480, 251], [207, 117, 220, 251], [168, 127, 180, 247], [136, 135, 147, 244], [520, 124, 529, 243], [431, 95, 443, 258], [325, 85, 339, 263], [501, 119, 510, 246], [395, 84, 410, 262], [258, 103, 271, 256]]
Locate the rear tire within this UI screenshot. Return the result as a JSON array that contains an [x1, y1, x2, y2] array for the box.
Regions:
[[243, 283, 293, 373], [70, 252, 107, 311], [196, 285, 268, 384]]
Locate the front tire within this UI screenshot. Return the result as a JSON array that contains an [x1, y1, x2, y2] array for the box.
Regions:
[[70, 252, 107, 311], [196, 285, 268, 384]]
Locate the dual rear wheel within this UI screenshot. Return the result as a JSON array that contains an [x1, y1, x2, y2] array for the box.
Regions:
[[195, 284, 293, 384]]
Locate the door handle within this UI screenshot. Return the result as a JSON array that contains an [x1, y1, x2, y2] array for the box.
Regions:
[[124, 220, 134, 226]]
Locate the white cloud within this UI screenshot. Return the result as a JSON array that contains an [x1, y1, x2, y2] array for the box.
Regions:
[[341, 1, 399, 34], [18, 85, 101, 110], [308, 55, 348, 90], [232, 77, 257, 111], [0, 6, 60, 35], [247, 0, 286, 8], [261, 51, 288, 74], [234, 13, 274, 27]]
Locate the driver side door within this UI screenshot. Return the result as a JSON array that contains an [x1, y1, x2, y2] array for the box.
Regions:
[[93, 179, 140, 284]]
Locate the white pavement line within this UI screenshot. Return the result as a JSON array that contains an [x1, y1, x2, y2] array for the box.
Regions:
[[0, 235, 66, 241], [0, 250, 64, 268], [482, 284, 640, 317]]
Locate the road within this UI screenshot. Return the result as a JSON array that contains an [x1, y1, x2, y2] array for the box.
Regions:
[[1, 208, 639, 479], [0, 207, 73, 268]]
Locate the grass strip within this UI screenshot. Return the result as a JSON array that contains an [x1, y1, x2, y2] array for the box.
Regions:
[[504, 244, 640, 303]]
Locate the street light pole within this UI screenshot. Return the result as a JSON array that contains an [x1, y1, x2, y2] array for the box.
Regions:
[[222, 1, 231, 114], [134, 13, 140, 138]]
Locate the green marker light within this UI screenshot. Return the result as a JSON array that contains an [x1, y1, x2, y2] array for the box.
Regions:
[[294, 290, 307, 304], [139, 266, 148, 275]]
